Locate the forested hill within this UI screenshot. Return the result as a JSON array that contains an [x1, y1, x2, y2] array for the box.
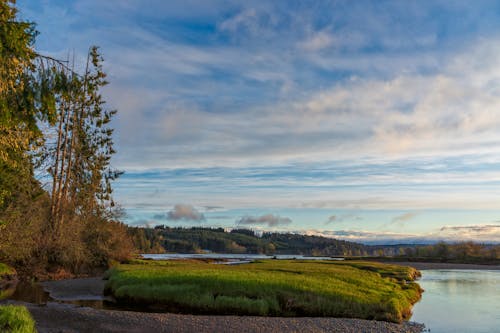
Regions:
[[128, 226, 500, 262], [129, 226, 371, 256]]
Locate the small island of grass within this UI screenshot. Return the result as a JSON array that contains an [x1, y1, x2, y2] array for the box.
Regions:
[[105, 260, 422, 323]]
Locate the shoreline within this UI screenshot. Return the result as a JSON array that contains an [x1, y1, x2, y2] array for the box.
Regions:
[[5, 300, 425, 333], [381, 261, 500, 270], [8, 272, 426, 333], [8, 262, 499, 332]]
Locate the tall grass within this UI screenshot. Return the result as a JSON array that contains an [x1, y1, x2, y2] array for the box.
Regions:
[[0, 305, 37, 333], [105, 260, 422, 323], [0, 263, 16, 276]]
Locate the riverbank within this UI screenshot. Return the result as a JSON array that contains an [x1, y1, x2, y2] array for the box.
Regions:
[[382, 262, 500, 270], [1, 260, 429, 332], [4, 300, 423, 333]]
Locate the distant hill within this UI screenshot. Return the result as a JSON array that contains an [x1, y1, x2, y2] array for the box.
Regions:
[[129, 226, 372, 256], [128, 226, 500, 264]]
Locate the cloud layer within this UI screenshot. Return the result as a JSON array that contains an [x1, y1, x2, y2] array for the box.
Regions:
[[237, 214, 292, 227], [19, 1, 500, 241]]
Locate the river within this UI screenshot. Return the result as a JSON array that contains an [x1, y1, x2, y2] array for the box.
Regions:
[[142, 253, 344, 262], [411, 269, 500, 333]]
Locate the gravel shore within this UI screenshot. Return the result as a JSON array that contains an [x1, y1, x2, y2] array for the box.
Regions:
[[13, 301, 425, 333]]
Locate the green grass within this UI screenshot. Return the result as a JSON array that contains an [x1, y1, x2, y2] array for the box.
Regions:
[[0, 263, 16, 276], [105, 260, 422, 323], [0, 305, 37, 333]]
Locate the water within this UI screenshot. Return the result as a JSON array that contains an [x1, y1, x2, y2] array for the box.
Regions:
[[3, 281, 115, 309], [411, 270, 500, 333], [142, 253, 344, 262]]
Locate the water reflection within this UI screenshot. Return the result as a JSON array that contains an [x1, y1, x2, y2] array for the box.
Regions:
[[142, 253, 344, 261], [9, 282, 51, 304], [411, 270, 500, 333]]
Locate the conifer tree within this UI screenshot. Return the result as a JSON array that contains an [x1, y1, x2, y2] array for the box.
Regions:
[[49, 47, 121, 235]]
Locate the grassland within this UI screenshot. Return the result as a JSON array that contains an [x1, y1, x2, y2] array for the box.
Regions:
[[105, 260, 422, 323], [0, 305, 37, 333]]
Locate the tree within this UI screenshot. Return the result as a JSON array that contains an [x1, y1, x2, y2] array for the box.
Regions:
[[48, 46, 121, 236], [0, 0, 38, 208], [0, 0, 59, 264], [0, 1, 133, 273]]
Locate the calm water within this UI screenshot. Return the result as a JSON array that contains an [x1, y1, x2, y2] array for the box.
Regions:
[[142, 253, 344, 262], [411, 270, 500, 333]]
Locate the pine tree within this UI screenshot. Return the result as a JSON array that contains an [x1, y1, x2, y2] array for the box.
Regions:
[[48, 47, 122, 235]]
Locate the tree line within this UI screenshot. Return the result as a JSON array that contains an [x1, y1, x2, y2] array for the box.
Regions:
[[130, 226, 377, 256], [0, 0, 133, 277], [130, 226, 499, 263]]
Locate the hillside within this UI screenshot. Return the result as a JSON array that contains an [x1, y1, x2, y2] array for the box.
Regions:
[[129, 226, 371, 256]]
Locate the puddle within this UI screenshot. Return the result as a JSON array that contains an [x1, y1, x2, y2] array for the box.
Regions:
[[5, 281, 117, 310]]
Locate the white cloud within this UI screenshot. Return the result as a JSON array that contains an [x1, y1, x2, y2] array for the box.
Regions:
[[298, 30, 335, 51], [303, 223, 500, 244]]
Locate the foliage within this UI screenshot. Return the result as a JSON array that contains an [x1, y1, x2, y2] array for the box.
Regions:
[[105, 260, 422, 323], [0, 262, 16, 276], [395, 241, 500, 264], [0, 0, 133, 276], [132, 226, 370, 256], [0, 305, 37, 333]]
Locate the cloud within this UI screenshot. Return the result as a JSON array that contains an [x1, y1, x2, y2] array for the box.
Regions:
[[304, 229, 427, 245], [209, 215, 233, 220], [204, 206, 225, 211], [303, 223, 500, 245], [439, 224, 500, 237], [326, 215, 337, 224], [159, 204, 206, 222], [237, 214, 292, 227], [390, 212, 419, 226], [325, 214, 363, 225], [25, 1, 500, 220], [298, 30, 335, 51]]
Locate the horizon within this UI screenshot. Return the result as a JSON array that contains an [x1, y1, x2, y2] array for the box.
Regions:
[[19, 0, 500, 244]]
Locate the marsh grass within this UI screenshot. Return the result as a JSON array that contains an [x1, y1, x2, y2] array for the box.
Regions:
[[105, 260, 422, 323], [0, 305, 37, 333], [0, 263, 16, 276]]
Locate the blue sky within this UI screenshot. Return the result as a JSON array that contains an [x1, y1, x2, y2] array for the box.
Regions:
[[18, 0, 500, 244]]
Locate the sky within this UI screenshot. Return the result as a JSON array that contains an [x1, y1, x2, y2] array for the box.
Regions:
[[18, 0, 500, 244]]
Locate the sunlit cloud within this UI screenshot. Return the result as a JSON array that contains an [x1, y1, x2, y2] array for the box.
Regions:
[[19, 0, 500, 242], [390, 212, 419, 226], [159, 204, 206, 222], [237, 214, 292, 228], [325, 214, 363, 225]]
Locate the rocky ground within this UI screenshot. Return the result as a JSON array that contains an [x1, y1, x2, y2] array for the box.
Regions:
[[8, 300, 425, 333]]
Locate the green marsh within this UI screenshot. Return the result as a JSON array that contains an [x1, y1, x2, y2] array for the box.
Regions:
[[0, 305, 37, 333], [105, 260, 422, 323]]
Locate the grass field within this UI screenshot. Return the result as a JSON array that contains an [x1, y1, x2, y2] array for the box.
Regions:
[[0, 305, 37, 333], [105, 260, 422, 323]]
